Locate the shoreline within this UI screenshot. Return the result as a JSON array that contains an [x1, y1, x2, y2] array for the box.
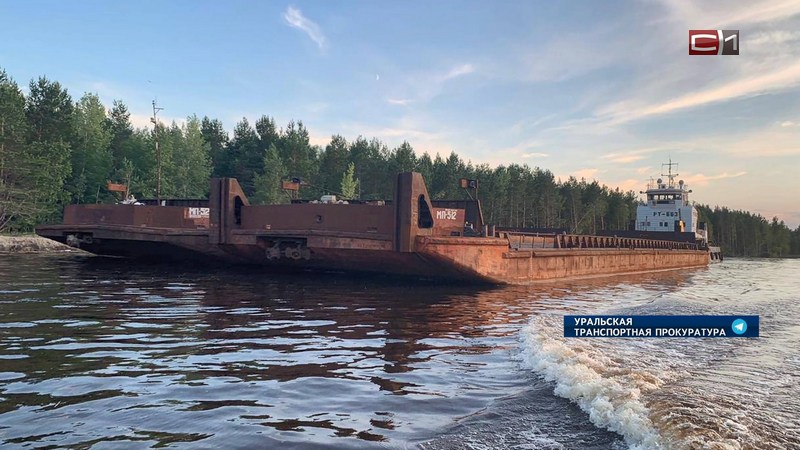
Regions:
[[0, 235, 80, 253]]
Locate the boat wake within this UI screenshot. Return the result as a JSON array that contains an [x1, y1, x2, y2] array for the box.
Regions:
[[519, 292, 800, 449], [519, 315, 671, 449]]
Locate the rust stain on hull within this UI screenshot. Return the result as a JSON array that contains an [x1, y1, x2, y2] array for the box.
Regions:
[[416, 235, 708, 284], [36, 173, 717, 285]]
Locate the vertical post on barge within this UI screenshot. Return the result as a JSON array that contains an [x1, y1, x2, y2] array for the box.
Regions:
[[151, 100, 164, 202]]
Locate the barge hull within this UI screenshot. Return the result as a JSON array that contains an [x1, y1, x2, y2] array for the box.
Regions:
[[36, 173, 716, 284], [417, 236, 708, 284]]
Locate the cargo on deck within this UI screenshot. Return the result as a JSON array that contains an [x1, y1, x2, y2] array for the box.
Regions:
[[36, 172, 718, 284]]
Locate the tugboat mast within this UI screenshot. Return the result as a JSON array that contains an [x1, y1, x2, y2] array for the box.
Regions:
[[661, 158, 679, 189]]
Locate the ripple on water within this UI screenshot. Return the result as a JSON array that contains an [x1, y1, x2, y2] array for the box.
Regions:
[[1, 256, 799, 449]]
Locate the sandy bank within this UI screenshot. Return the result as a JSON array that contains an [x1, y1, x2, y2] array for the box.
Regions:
[[0, 235, 78, 253]]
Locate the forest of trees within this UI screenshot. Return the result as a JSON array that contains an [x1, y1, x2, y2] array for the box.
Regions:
[[1, 68, 798, 256]]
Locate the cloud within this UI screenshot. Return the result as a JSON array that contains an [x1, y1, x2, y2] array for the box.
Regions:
[[532, 4, 800, 134], [488, 22, 629, 84], [690, 125, 800, 158], [748, 31, 800, 51], [612, 155, 645, 163], [615, 178, 646, 192], [493, 138, 544, 160], [683, 171, 747, 187], [308, 131, 329, 147], [387, 98, 413, 106], [511, 113, 559, 134], [713, 0, 800, 27], [572, 168, 599, 180], [603, 153, 646, 164], [283, 6, 326, 50], [656, 0, 800, 28], [335, 116, 456, 156], [384, 62, 476, 106], [598, 60, 800, 125], [74, 79, 152, 112], [368, 127, 440, 141], [303, 102, 329, 115], [622, 124, 800, 161], [602, 147, 664, 164], [441, 63, 475, 81], [85, 81, 130, 100]]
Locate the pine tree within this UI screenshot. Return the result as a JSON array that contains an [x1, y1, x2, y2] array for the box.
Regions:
[[278, 120, 318, 198], [0, 69, 31, 231], [349, 136, 387, 199], [23, 76, 74, 226], [252, 144, 286, 205], [172, 115, 211, 198], [226, 118, 261, 195], [201, 116, 229, 177], [107, 100, 133, 168], [69, 93, 112, 203], [319, 134, 349, 193], [340, 162, 359, 199], [158, 121, 182, 198], [255, 115, 279, 153]]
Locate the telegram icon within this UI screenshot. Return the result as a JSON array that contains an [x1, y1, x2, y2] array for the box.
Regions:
[[732, 318, 748, 335]]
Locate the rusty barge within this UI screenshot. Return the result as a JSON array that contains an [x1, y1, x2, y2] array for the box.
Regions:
[[35, 172, 718, 284]]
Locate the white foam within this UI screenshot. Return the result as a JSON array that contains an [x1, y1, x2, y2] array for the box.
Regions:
[[519, 315, 668, 450], [515, 261, 800, 449]]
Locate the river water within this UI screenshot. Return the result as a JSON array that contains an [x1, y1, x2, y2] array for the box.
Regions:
[[0, 254, 798, 449]]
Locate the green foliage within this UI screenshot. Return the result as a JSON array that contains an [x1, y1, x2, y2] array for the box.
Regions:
[[340, 162, 359, 199], [173, 116, 212, 198], [107, 100, 133, 168], [17, 140, 72, 228], [320, 135, 350, 193], [279, 120, 319, 198], [26, 76, 74, 143], [696, 205, 798, 257], [348, 137, 386, 200], [201, 116, 229, 177], [145, 121, 175, 197], [2, 67, 797, 256], [792, 226, 800, 256], [19, 76, 74, 227], [69, 93, 112, 203], [147, 118, 212, 199], [113, 158, 138, 197], [105, 101, 154, 198], [225, 118, 261, 195], [251, 144, 286, 205], [255, 115, 279, 153], [0, 69, 31, 231]]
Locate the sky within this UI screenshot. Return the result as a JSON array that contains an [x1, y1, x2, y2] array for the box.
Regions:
[[2, 0, 799, 227]]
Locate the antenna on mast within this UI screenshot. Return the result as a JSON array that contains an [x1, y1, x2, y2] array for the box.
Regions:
[[151, 99, 164, 202], [661, 157, 679, 188]]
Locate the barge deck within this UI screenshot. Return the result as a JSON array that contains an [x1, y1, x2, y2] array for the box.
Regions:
[[36, 173, 717, 284]]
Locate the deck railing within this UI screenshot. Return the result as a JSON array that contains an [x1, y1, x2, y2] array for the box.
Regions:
[[503, 232, 700, 251]]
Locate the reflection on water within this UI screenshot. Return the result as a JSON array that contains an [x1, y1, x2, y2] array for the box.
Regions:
[[513, 259, 800, 450], [0, 254, 677, 449], [2, 255, 797, 449]]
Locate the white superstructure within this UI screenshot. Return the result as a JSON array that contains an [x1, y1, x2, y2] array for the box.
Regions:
[[635, 161, 707, 241]]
